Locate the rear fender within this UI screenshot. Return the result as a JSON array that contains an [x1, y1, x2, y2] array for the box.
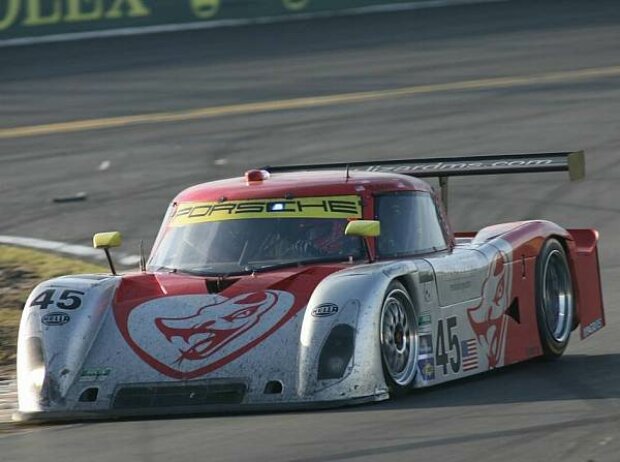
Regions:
[[565, 229, 605, 339], [479, 222, 605, 340], [474, 220, 571, 258]]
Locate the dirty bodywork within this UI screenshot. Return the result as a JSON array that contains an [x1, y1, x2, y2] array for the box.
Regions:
[[15, 154, 605, 421]]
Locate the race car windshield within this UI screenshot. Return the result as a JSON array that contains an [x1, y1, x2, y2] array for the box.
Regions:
[[148, 196, 364, 276]]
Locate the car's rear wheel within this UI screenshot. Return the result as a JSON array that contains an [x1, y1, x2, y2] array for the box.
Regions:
[[535, 238, 574, 359], [380, 281, 418, 395]]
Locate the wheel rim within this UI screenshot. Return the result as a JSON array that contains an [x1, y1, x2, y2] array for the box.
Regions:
[[542, 249, 573, 343], [380, 289, 418, 386]]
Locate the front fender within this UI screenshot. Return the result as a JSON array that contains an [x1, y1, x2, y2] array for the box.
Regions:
[[298, 260, 426, 401], [17, 275, 120, 413]]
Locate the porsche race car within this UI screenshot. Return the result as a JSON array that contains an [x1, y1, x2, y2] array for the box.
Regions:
[[14, 151, 605, 421]]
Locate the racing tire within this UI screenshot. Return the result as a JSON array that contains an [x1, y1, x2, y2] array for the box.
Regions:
[[535, 238, 575, 359], [379, 281, 418, 396]]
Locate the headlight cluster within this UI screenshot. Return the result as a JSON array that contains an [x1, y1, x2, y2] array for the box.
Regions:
[[24, 337, 46, 389], [18, 336, 47, 411]]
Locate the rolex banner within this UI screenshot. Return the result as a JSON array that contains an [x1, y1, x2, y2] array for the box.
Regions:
[[0, 0, 427, 42]]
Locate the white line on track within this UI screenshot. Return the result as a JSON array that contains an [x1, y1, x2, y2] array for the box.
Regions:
[[0, 236, 140, 267], [0, 0, 507, 48]]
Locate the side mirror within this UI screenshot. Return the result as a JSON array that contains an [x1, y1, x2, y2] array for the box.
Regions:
[[345, 220, 380, 264], [93, 231, 122, 275], [93, 231, 122, 249], [344, 220, 381, 237]]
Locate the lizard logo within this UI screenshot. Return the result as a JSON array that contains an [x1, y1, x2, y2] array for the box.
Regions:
[[467, 252, 513, 368], [119, 290, 296, 379], [156, 291, 279, 363]]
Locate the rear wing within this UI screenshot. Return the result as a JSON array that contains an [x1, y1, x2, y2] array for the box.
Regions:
[[264, 151, 585, 212]]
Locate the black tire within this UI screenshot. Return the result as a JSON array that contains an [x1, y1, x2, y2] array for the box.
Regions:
[[535, 238, 575, 359], [379, 280, 418, 396]]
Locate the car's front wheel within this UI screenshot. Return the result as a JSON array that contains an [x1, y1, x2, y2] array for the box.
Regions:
[[380, 281, 418, 395]]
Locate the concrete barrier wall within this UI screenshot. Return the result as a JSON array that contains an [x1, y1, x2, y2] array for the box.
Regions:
[[0, 0, 432, 43]]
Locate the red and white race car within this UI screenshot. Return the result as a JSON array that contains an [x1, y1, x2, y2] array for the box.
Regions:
[[15, 152, 604, 421]]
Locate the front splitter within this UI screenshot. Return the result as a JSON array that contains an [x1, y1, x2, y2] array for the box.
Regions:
[[13, 392, 389, 424]]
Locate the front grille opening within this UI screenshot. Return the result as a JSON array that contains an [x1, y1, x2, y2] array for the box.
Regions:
[[79, 387, 99, 402], [263, 380, 283, 394], [206, 277, 239, 293], [112, 382, 247, 409]]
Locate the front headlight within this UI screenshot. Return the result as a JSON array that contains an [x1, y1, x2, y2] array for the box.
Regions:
[[17, 336, 46, 412], [29, 366, 46, 392], [24, 336, 45, 375]]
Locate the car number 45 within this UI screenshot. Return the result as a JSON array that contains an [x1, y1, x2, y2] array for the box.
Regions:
[[29, 288, 85, 310], [435, 316, 462, 374]]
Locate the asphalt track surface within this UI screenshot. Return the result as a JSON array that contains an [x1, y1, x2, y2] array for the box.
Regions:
[[1, 0, 620, 460]]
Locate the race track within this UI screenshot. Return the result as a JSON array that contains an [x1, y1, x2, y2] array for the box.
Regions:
[[1, 0, 620, 460]]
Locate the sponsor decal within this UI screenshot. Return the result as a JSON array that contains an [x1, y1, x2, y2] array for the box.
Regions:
[[461, 338, 478, 372], [367, 158, 555, 174], [467, 251, 513, 369], [418, 312, 432, 333], [582, 318, 604, 338], [79, 368, 112, 382], [311, 303, 339, 318], [170, 195, 362, 226], [418, 357, 435, 381], [419, 333, 433, 356], [115, 290, 298, 379], [41, 311, 70, 326]]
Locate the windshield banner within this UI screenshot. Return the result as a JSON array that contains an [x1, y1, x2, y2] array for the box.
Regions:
[[170, 195, 362, 226]]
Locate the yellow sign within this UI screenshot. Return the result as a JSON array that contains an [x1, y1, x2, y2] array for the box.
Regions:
[[170, 195, 362, 226]]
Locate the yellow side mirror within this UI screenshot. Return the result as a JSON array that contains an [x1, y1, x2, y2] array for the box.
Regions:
[[93, 232, 122, 249], [345, 220, 380, 237], [93, 232, 122, 275]]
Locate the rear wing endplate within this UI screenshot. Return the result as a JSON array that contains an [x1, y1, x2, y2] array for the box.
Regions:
[[264, 151, 585, 212]]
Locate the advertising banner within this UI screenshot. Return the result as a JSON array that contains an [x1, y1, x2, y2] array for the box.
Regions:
[[0, 0, 428, 42]]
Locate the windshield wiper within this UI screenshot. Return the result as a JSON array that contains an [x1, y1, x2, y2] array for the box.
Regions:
[[153, 256, 356, 278], [151, 266, 229, 277], [152, 266, 178, 273]]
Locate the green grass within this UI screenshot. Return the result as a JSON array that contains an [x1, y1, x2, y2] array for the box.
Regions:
[[0, 245, 105, 369]]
